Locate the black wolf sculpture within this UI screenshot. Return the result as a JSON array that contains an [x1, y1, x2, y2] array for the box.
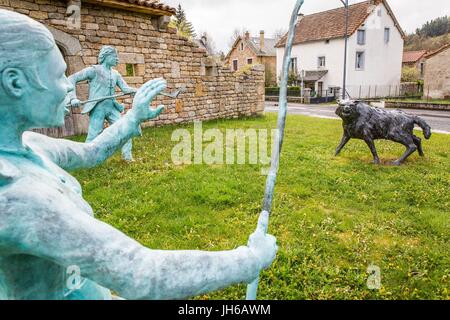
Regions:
[[335, 100, 432, 165]]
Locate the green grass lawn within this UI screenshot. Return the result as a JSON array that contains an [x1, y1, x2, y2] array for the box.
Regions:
[[71, 114, 449, 300]]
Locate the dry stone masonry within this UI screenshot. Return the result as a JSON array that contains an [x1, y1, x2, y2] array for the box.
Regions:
[[1, 0, 265, 137]]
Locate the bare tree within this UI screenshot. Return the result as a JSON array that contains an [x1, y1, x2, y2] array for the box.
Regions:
[[197, 31, 217, 56], [228, 27, 249, 50], [273, 28, 287, 41]]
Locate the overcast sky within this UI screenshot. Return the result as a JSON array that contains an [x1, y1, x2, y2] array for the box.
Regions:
[[163, 0, 450, 53]]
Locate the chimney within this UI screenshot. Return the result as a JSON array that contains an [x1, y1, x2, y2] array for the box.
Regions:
[[245, 31, 250, 40], [260, 30, 265, 51]]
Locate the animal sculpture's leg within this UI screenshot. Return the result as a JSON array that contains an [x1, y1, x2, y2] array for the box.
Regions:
[[107, 109, 134, 161], [364, 138, 380, 164], [392, 137, 417, 166], [86, 109, 106, 143], [412, 136, 424, 156], [335, 134, 350, 156]]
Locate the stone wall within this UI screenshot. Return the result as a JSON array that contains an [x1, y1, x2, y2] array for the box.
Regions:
[[385, 101, 450, 112], [424, 47, 450, 99], [262, 56, 277, 86], [1, 0, 265, 137]]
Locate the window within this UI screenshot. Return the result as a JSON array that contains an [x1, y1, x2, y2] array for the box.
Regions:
[[125, 64, 136, 77], [318, 56, 326, 68], [420, 62, 425, 77], [356, 51, 365, 70], [247, 58, 253, 65], [357, 29, 366, 45], [377, 9, 382, 17], [232, 59, 238, 71], [325, 39, 330, 44], [384, 28, 390, 43], [290, 57, 298, 74], [240, 42, 244, 51]]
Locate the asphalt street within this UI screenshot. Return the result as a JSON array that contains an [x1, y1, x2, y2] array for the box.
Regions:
[[265, 102, 450, 134]]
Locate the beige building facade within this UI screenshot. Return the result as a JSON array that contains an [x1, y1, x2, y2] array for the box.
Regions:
[[423, 44, 450, 99], [226, 31, 277, 86]]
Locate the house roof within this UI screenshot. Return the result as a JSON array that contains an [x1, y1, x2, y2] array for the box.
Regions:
[[301, 70, 328, 81], [424, 43, 450, 59], [276, 0, 405, 48], [403, 50, 428, 63], [249, 37, 277, 56], [83, 0, 176, 16], [226, 35, 277, 60]]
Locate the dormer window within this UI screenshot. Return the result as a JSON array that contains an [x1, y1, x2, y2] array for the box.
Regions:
[[357, 29, 366, 45]]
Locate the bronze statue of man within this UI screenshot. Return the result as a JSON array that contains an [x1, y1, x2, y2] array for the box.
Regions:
[[68, 46, 136, 161], [0, 10, 277, 300]]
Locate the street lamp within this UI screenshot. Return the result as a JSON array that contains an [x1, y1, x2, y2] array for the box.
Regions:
[[340, 0, 349, 100]]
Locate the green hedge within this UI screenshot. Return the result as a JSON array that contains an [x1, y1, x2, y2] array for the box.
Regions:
[[266, 86, 302, 96]]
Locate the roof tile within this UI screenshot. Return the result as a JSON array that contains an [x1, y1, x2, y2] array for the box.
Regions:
[[402, 50, 427, 63], [276, 0, 403, 47], [89, 0, 176, 15]]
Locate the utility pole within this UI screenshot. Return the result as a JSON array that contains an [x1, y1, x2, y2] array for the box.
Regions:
[[340, 0, 349, 100]]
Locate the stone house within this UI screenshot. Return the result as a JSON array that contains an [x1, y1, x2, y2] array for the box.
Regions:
[[276, 0, 405, 99], [402, 50, 428, 79], [226, 31, 277, 86], [0, 0, 265, 137], [423, 43, 450, 99]]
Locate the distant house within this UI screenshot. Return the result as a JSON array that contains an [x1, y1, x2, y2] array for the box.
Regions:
[[403, 50, 428, 79], [423, 43, 450, 99], [275, 0, 405, 99], [226, 31, 277, 85]]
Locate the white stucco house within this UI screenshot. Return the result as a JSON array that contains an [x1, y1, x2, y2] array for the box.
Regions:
[[275, 0, 405, 99]]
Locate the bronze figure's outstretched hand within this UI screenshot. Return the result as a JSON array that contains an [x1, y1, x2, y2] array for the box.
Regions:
[[247, 211, 278, 270], [129, 78, 166, 123]]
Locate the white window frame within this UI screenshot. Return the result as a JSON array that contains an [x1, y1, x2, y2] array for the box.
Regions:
[[357, 29, 366, 45], [384, 27, 390, 44], [290, 57, 298, 74], [355, 51, 365, 71], [232, 59, 239, 71], [318, 56, 326, 69]]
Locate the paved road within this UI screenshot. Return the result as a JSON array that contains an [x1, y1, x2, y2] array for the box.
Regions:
[[265, 102, 450, 134]]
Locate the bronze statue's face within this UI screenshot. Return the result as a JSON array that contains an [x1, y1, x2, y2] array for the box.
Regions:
[[336, 101, 359, 120], [104, 51, 119, 67], [27, 46, 73, 128]]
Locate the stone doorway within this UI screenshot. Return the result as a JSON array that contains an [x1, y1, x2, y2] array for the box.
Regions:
[[32, 26, 89, 138]]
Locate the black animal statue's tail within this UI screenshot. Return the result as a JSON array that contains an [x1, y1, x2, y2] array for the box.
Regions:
[[414, 117, 432, 139]]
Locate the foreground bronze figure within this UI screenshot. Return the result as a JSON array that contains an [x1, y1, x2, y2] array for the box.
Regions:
[[0, 10, 277, 300], [335, 100, 432, 165]]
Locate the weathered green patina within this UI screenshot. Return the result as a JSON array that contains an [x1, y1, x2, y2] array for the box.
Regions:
[[0, 10, 277, 300], [68, 46, 135, 161]]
